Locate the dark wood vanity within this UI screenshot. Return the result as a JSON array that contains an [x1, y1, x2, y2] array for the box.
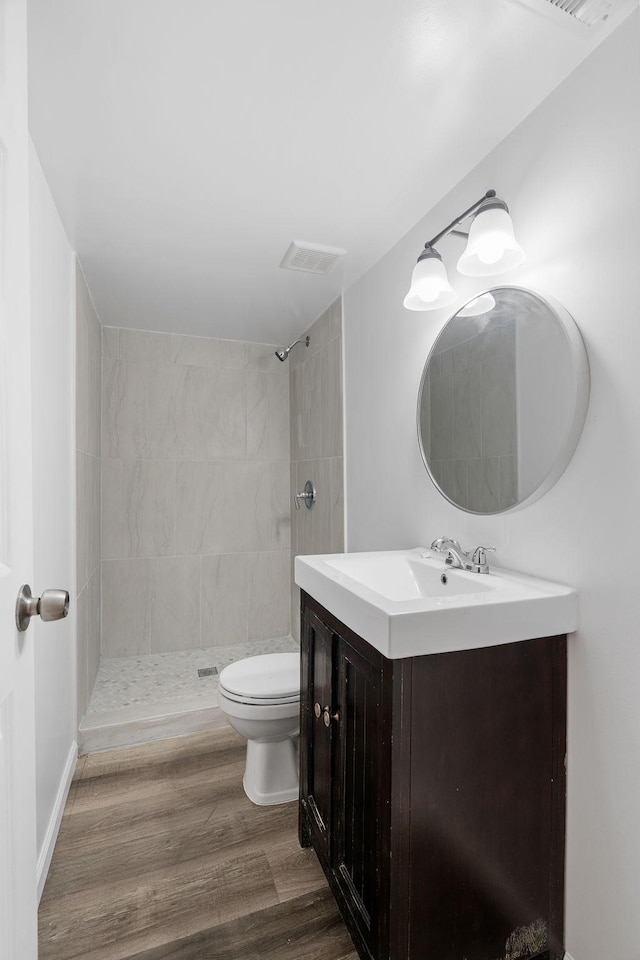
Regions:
[[298, 590, 567, 960]]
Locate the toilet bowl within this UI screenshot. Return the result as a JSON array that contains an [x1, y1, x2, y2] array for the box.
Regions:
[[217, 652, 300, 806]]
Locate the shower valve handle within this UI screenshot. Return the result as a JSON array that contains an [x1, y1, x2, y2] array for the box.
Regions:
[[294, 481, 316, 511]]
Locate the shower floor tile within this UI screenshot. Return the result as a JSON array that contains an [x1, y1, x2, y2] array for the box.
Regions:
[[80, 636, 299, 753]]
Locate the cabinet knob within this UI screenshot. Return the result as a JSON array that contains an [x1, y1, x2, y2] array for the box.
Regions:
[[323, 707, 340, 727], [314, 702, 322, 719]]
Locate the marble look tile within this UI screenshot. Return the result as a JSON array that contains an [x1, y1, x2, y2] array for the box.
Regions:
[[296, 459, 332, 558], [149, 557, 201, 653], [178, 366, 247, 460], [247, 371, 289, 461], [291, 558, 300, 643], [292, 338, 343, 461], [501, 455, 518, 509], [119, 329, 176, 362], [87, 569, 102, 700], [247, 551, 291, 640], [481, 352, 516, 458], [76, 584, 89, 722], [468, 457, 504, 514], [200, 554, 248, 647], [322, 336, 343, 459], [430, 372, 454, 461], [175, 461, 289, 555], [452, 340, 469, 373], [102, 459, 176, 559], [289, 298, 341, 370], [86, 637, 298, 715], [76, 451, 101, 591], [172, 337, 274, 371], [453, 361, 482, 460], [289, 461, 298, 560], [289, 361, 303, 461], [102, 358, 187, 460], [76, 268, 102, 459], [449, 459, 469, 509], [418, 373, 430, 461], [102, 327, 120, 360], [101, 558, 150, 658], [330, 458, 344, 553]]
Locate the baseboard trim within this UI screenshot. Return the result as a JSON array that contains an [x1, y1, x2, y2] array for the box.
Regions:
[[37, 740, 77, 902]]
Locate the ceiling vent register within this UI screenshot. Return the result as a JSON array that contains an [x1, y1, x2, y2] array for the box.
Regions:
[[546, 0, 614, 24], [523, 0, 616, 25], [280, 240, 346, 275]]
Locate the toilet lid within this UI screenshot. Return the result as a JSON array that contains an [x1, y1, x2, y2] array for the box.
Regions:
[[219, 652, 299, 700]]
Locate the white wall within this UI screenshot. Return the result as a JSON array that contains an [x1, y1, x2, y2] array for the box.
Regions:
[[29, 143, 77, 895], [344, 15, 640, 960]]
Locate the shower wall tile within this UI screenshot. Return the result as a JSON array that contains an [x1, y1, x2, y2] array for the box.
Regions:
[[76, 450, 101, 592], [100, 324, 292, 658], [119, 328, 175, 362], [330, 458, 344, 555], [292, 338, 343, 461], [430, 372, 454, 461], [180, 365, 247, 460], [427, 321, 517, 513], [149, 556, 201, 652], [102, 326, 120, 359], [76, 262, 102, 727], [102, 358, 187, 460], [481, 352, 517, 459], [296, 459, 332, 558], [101, 458, 176, 559], [247, 371, 290, 461], [289, 297, 341, 369], [201, 553, 248, 646], [76, 266, 102, 460], [87, 569, 102, 699], [453, 361, 482, 460], [76, 584, 89, 721], [102, 558, 150, 658], [289, 299, 344, 638], [175, 460, 290, 555], [247, 551, 291, 640]]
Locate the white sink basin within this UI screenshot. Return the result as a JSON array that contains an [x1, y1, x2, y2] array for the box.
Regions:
[[294, 548, 577, 659]]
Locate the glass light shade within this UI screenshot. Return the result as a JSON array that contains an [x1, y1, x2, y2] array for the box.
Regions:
[[403, 256, 457, 312], [457, 292, 496, 317], [457, 207, 525, 277]]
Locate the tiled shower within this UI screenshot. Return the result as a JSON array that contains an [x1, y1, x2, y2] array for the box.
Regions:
[[75, 283, 344, 749]]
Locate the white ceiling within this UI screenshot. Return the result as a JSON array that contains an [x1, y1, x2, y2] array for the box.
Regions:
[[27, 0, 635, 343]]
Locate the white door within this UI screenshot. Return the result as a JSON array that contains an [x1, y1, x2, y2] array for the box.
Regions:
[[0, 0, 39, 957]]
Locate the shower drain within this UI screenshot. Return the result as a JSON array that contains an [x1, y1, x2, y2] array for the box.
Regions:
[[197, 666, 218, 678]]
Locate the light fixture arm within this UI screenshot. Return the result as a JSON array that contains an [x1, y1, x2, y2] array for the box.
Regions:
[[423, 189, 497, 251]]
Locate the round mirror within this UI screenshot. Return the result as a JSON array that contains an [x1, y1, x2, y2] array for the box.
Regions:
[[417, 286, 590, 514]]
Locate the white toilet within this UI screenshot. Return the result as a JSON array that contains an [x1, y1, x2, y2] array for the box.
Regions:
[[217, 652, 300, 806]]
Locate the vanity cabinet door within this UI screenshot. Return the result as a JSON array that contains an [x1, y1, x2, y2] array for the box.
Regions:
[[332, 634, 385, 960], [299, 607, 335, 855]]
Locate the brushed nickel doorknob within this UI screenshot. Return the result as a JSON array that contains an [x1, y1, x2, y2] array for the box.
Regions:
[[314, 702, 322, 719], [15, 585, 69, 632]]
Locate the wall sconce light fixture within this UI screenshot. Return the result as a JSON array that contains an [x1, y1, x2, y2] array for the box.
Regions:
[[404, 189, 525, 312]]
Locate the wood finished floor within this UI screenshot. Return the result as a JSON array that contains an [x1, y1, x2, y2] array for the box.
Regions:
[[39, 728, 358, 960]]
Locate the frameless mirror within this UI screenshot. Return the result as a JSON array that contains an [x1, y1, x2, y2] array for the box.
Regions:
[[417, 286, 590, 514]]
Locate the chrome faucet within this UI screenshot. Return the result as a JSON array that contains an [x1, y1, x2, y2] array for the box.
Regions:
[[430, 537, 496, 574]]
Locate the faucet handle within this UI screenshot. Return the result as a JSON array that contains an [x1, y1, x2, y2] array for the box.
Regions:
[[431, 536, 461, 553], [471, 546, 496, 567]]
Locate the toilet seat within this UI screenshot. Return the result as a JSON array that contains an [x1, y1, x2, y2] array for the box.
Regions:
[[218, 688, 299, 706], [219, 652, 299, 704]]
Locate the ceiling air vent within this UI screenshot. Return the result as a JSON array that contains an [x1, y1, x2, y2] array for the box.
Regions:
[[514, 0, 625, 26], [544, 0, 614, 25], [280, 240, 346, 275]]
